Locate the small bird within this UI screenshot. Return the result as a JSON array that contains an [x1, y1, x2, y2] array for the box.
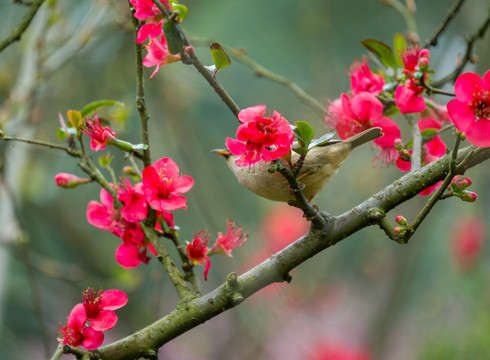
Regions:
[[212, 127, 383, 202]]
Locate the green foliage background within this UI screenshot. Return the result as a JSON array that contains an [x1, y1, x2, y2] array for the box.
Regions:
[[0, 0, 489, 359]]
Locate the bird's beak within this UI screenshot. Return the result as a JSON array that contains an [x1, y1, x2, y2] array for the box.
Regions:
[[210, 149, 232, 158]]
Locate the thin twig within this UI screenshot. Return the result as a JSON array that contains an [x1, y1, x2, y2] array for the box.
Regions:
[[190, 36, 326, 118], [1, 135, 81, 157], [0, 0, 46, 53], [423, 0, 467, 48], [432, 10, 490, 87]]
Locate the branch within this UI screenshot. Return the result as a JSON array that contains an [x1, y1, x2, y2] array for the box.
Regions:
[[0, 0, 46, 53], [432, 10, 490, 87], [0, 135, 81, 158], [190, 37, 326, 118], [423, 0, 467, 48], [79, 146, 490, 360]]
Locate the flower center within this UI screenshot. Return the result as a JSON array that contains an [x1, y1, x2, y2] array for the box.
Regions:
[[470, 90, 490, 120], [82, 288, 103, 319]]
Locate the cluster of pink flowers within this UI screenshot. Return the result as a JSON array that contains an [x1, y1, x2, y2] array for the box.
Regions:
[[226, 104, 294, 167], [87, 158, 193, 268], [130, 0, 179, 78], [325, 45, 489, 195], [57, 288, 127, 350], [186, 220, 248, 281]]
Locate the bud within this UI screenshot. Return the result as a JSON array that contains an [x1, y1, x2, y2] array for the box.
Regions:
[[399, 149, 411, 162], [393, 138, 404, 151], [395, 215, 407, 226], [460, 191, 477, 203], [417, 48, 430, 72], [55, 173, 91, 189], [456, 177, 472, 190]]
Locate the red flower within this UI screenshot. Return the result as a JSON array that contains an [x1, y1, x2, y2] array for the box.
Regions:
[[142, 157, 194, 212], [136, 20, 163, 44], [55, 173, 90, 189], [452, 215, 486, 271], [130, 0, 170, 21], [81, 288, 128, 331], [186, 231, 211, 281], [210, 220, 248, 257], [117, 178, 148, 223], [143, 36, 180, 78], [80, 114, 116, 151], [57, 304, 104, 350], [447, 70, 490, 147], [348, 57, 385, 95], [226, 105, 294, 167]]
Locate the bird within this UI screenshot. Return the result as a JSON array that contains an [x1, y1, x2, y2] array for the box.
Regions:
[[212, 127, 383, 202]]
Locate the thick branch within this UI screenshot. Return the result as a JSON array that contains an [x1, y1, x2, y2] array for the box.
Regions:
[[86, 146, 489, 360]]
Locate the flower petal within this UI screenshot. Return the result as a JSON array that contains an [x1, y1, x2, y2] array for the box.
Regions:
[[464, 118, 490, 148], [100, 289, 128, 310], [454, 72, 483, 102], [81, 326, 104, 350], [226, 137, 245, 156], [238, 105, 266, 123], [67, 303, 87, 331], [447, 99, 475, 132], [91, 310, 118, 331], [172, 175, 194, 194], [115, 243, 142, 268]]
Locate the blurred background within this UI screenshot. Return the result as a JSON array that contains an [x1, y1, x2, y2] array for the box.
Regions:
[[0, 0, 489, 359]]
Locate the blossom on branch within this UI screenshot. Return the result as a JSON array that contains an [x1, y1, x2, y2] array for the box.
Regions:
[[81, 288, 128, 331], [447, 70, 490, 147], [142, 157, 194, 212], [57, 304, 104, 350], [186, 231, 211, 281], [226, 105, 294, 167], [80, 114, 117, 151], [143, 36, 180, 78], [54, 173, 91, 189], [210, 220, 248, 257], [348, 57, 385, 95]]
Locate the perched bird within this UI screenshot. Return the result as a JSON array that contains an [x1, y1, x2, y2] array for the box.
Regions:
[[212, 127, 383, 202]]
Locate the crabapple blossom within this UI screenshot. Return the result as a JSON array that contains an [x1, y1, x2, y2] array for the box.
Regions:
[[141, 157, 194, 212], [447, 70, 490, 147], [226, 105, 294, 167], [80, 288, 128, 331], [348, 57, 385, 95], [186, 231, 211, 281], [80, 114, 116, 151], [210, 220, 248, 257], [57, 304, 104, 350], [143, 36, 180, 78]]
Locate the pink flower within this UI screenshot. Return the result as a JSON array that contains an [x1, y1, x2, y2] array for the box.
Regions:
[[136, 21, 163, 44], [210, 220, 248, 257], [226, 105, 294, 167], [394, 47, 429, 113], [57, 304, 104, 350], [80, 288, 128, 331], [452, 215, 486, 271], [80, 114, 116, 151], [186, 231, 211, 281], [143, 36, 180, 78], [142, 157, 194, 212], [348, 57, 385, 95], [325, 93, 401, 166], [447, 70, 490, 147], [130, 0, 170, 21], [117, 178, 148, 223], [55, 173, 90, 189], [87, 187, 126, 238]]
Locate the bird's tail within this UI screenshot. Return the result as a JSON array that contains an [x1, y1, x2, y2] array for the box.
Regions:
[[345, 127, 383, 148]]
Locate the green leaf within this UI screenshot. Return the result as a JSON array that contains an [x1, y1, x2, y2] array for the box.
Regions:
[[292, 147, 309, 156], [293, 121, 315, 148], [66, 110, 83, 129], [361, 38, 397, 69], [170, 2, 188, 21], [98, 155, 113, 168], [209, 43, 231, 76], [393, 33, 406, 67], [81, 100, 124, 117], [163, 20, 186, 55], [308, 132, 335, 149], [56, 128, 66, 141], [383, 103, 400, 117]]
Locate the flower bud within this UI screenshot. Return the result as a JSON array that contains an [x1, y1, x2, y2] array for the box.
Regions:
[[395, 215, 407, 226], [456, 177, 472, 190], [460, 191, 477, 203], [417, 48, 431, 72], [55, 173, 91, 189], [393, 138, 404, 151]]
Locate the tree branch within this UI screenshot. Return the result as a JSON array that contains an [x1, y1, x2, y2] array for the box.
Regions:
[[423, 0, 467, 48], [75, 145, 490, 360]]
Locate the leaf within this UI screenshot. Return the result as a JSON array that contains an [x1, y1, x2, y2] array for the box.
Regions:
[[292, 145, 309, 156], [393, 33, 406, 67], [81, 100, 124, 117], [361, 38, 397, 69], [56, 128, 66, 141], [66, 110, 83, 129], [163, 20, 186, 55], [308, 132, 335, 149], [293, 121, 315, 148], [170, 2, 188, 21], [98, 155, 113, 168], [210, 43, 231, 76]]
